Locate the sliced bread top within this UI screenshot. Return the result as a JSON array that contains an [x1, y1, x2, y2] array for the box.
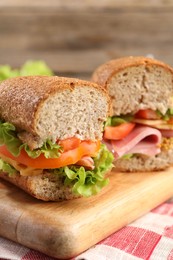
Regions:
[[92, 56, 173, 115], [0, 76, 111, 147]]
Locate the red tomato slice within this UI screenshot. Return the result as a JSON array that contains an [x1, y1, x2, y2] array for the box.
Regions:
[[135, 109, 160, 120], [104, 123, 135, 140], [58, 137, 81, 152], [0, 140, 100, 169]]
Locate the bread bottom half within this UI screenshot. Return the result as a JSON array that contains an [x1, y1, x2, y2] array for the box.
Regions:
[[113, 149, 173, 172], [0, 171, 80, 201]]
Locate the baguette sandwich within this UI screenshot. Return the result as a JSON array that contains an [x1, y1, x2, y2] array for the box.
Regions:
[[92, 56, 173, 172], [0, 76, 113, 200]]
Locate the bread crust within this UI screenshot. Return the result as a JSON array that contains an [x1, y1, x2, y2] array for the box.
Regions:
[[0, 171, 80, 201], [113, 148, 173, 172], [0, 76, 111, 136], [92, 56, 173, 88]]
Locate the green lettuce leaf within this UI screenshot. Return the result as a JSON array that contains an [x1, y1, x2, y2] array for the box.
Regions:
[[121, 153, 134, 159], [152, 109, 173, 121], [20, 60, 53, 76], [0, 60, 53, 81], [0, 121, 61, 158], [105, 115, 134, 127], [22, 140, 62, 159], [0, 65, 19, 80], [0, 122, 22, 155], [0, 158, 17, 176], [53, 144, 114, 197]]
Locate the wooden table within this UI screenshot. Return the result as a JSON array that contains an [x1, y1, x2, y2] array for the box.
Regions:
[[0, 1, 173, 79]]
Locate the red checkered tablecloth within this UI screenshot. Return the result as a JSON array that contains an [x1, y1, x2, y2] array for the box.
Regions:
[[1, 200, 173, 260]]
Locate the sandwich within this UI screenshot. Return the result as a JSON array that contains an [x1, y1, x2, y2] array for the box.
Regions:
[[0, 76, 113, 201], [92, 56, 173, 172]]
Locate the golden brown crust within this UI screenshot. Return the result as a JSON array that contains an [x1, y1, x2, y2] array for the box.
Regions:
[[91, 56, 173, 87], [0, 172, 31, 195], [0, 171, 80, 201], [0, 76, 111, 135], [113, 147, 173, 172]]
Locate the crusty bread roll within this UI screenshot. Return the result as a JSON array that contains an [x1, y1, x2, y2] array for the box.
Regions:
[[92, 56, 173, 115], [0, 76, 112, 200], [92, 56, 173, 172], [0, 76, 110, 149]]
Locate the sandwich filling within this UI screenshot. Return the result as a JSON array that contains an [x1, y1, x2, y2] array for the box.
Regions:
[[103, 108, 173, 160], [0, 121, 113, 197]]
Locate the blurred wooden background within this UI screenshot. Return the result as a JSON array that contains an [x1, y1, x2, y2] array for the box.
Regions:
[[0, 0, 173, 79]]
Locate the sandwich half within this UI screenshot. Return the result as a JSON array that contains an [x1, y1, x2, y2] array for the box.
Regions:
[[92, 56, 173, 172], [0, 76, 113, 200]]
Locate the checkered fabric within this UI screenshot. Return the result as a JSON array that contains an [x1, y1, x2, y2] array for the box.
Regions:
[[1, 200, 173, 260]]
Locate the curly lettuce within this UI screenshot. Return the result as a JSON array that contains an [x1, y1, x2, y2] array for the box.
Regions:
[[0, 65, 19, 80], [54, 144, 114, 197], [156, 108, 173, 121], [19, 60, 53, 76], [0, 121, 62, 158], [0, 159, 17, 176], [105, 109, 173, 126], [105, 115, 134, 128], [0, 60, 53, 81]]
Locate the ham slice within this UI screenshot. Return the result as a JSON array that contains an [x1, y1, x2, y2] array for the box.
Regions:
[[128, 141, 160, 157], [109, 126, 162, 158], [75, 156, 95, 170]]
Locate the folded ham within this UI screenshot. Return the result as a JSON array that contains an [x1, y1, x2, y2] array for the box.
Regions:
[[104, 126, 162, 159]]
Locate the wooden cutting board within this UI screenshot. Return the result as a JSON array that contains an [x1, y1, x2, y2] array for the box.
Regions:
[[1, 168, 173, 259]]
